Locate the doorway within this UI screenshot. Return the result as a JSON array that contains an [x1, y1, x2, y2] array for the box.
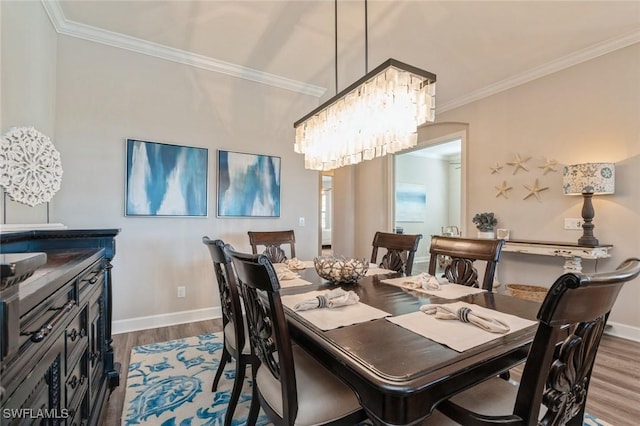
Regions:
[[393, 138, 462, 261]]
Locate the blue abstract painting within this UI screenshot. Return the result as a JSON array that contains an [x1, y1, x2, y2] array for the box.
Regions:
[[396, 182, 427, 222], [125, 139, 208, 216], [217, 150, 280, 217]]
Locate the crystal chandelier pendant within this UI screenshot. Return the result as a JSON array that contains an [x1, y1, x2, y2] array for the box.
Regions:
[[294, 59, 436, 171]]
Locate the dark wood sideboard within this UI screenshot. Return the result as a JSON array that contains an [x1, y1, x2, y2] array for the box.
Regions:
[[0, 229, 120, 425]]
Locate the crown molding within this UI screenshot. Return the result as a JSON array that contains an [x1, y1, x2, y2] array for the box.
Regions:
[[40, 0, 326, 97], [41, 1, 638, 108], [438, 29, 640, 113]]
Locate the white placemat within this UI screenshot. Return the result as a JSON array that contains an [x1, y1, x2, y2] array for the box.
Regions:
[[279, 277, 312, 288], [381, 276, 486, 299], [366, 267, 398, 276], [282, 290, 391, 330], [387, 301, 536, 352], [274, 260, 315, 270]]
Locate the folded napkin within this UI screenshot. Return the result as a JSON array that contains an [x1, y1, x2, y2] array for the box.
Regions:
[[403, 273, 446, 290], [277, 269, 300, 281], [284, 257, 306, 270], [419, 304, 511, 334], [293, 288, 360, 311]]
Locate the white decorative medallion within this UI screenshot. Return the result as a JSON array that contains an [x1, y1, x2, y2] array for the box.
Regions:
[[0, 126, 63, 206]]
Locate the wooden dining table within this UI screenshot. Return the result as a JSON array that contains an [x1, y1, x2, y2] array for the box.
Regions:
[[278, 267, 541, 426]]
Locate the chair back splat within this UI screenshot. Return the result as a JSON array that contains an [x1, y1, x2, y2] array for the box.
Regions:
[[437, 258, 640, 426], [428, 236, 504, 290], [518, 258, 640, 425], [248, 230, 296, 263], [371, 231, 422, 275]]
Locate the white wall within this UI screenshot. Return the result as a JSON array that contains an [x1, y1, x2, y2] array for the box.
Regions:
[[1, 1, 57, 224], [395, 154, 449, 258], [438, 44, 640, 332], [52, 36, 320, 328], [338, 45, 640, 335], [1, 3, 321, 331]]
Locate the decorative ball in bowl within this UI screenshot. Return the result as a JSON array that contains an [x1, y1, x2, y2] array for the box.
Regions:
[[313, 256, 369, 284]]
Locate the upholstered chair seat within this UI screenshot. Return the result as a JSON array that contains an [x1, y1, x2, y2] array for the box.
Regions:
[[223, 320, 250, 355], [256, 345, 363, 426]]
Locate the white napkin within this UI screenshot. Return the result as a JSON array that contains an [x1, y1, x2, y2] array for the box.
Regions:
[[420, 304, 511, 334], [284, 257, 306, 270], [277, 269, 300, 281], [403, 273, 446, 290], [293, 288, 360, 311]]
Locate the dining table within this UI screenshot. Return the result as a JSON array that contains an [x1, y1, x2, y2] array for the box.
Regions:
[[276, 263, 542, 426]]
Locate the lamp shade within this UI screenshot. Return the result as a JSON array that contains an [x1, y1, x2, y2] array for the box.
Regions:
[[563, 163, 615, 195]]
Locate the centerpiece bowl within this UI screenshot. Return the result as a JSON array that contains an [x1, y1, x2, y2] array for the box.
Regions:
[[313, 256, 369, 284]]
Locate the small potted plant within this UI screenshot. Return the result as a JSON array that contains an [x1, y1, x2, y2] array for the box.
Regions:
[[472, 212, 498, 239]]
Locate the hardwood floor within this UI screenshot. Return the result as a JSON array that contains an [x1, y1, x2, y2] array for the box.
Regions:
[[102, 320, 639, 426]]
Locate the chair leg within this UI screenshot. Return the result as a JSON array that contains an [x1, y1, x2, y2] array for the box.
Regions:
[[212, 348, 230, 391], [246, 369, 260, 426], [224, 359, 246, 426]]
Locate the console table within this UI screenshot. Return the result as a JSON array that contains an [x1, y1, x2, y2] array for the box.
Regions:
[[502, 239, 612, 273], [0, 229, 119, 425]]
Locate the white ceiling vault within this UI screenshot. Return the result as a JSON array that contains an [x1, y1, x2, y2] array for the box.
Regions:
[[48, 1, 640, 112]]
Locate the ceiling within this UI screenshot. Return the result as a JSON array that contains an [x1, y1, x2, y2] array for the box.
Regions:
[[55, 1, 640, 110]]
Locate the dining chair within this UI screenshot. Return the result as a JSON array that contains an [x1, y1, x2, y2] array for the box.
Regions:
[[227, 248, 367, 426], [428, 236, 504, 291], [202, 237, 255, 426], [430, 257, 640, 426], [370, 231, 423, 275], [248, 229, 296, 263]]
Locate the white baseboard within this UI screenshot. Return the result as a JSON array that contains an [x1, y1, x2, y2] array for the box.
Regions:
[[604, 321, 640, 342], [112, 307, 221, 335]]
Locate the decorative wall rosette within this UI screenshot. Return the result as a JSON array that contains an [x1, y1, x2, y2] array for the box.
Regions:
[[0, 126, 63, 206]]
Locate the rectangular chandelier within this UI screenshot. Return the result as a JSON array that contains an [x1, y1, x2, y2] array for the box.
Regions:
[[294, 58, 436, 171]]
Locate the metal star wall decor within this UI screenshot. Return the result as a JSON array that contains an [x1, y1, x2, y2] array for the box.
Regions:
[[495, 181, 513, 199], [538, 159, 558, 175], [507, 153, 531, 174], [523, 179, 549, 201], [489, 163, 503, 174]]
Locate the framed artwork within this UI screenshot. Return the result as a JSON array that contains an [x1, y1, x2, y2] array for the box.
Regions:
[[395, 183, 427, 222], [125, 139, 208, 217], [217, 150, 281, 217]]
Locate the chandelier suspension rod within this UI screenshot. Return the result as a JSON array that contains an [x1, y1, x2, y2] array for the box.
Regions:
[[334, 0, 338, 94], [364, 0, 368, 73]]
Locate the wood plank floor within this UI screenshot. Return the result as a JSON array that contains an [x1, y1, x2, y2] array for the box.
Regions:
[[102, 320, 639, 426]]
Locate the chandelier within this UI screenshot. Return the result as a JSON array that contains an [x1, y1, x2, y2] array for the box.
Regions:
[[293, 2, 436, 171]]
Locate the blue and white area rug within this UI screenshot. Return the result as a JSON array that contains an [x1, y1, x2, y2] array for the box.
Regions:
[[122, 333, 613, 426]]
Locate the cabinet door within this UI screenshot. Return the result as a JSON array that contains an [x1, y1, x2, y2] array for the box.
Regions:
[[1, 334, 67, 425]]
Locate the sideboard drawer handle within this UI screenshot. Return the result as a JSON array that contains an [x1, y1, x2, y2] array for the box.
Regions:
[[30, 300, 76, 343]]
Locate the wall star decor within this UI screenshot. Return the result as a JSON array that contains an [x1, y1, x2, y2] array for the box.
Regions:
[[495, 181, 513, 199], [538, 159, 558, 175], [489, 163, 503, 174], [0, 126, 63, 207], [506, 153, 531, 174], [523, 179, 549, 201]]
